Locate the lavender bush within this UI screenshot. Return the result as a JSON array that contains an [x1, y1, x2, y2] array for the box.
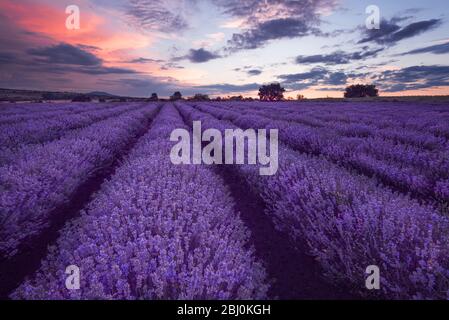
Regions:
[[0, 102, 99, 118], [0, 102, 114, 125]]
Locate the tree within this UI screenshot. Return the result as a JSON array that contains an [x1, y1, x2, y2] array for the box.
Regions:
[[149, 93, 158, 101], [229, 95, 244, 101], [71, 95, 92, 102], [296, 94, 305, 100], [258, 83, 286, 101], [344, 84, 379, 98], [170, 91, 183, 101], [42, 93, 57, 100], [192, 94, 210, 101]]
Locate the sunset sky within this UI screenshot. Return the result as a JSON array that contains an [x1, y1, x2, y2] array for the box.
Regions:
[[0, 0, 448, 98]]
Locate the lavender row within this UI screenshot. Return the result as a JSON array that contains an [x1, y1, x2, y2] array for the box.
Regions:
[[177, 102, 449, 300], [215, 102, 448, 150], [193, 103, 448, 204], [217, 104, 449, 204], [0, 103, 115, 126], [305, 103, 449, 140], [0, 104, 144, 168], [195, 104, 435, 189], [0, 103, 141, 153], [314, 110, 449, 141], [0, 104, 159, 259], [0, 102, 75, 116], [224, 101, 449, 143], [11, 104, 268, 300], [207, 102, 448, 158]]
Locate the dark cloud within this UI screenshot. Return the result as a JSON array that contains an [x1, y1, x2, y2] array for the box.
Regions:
[[278, 67, 348, 89], [160, 62, 185, 70], [279, 67, 328, 83], [354, 59, 398, 69], [0, 52, 15, 64], [127, 57, 165, 64], [247, 69, 262, 76], [359, 18, 441, 45], [170, 48, 221, 64], [234, 65, 256, 71], [27, 43, 102, 66], [193, 82, 260, 93], [216, 0, 338, 51], [401, 42, 449, 55], [23, 43, 138, 75], [65, 65, 138, 75], [390, 19, 441, 42], [2, 42, 138, 76], [327, 72, 348, 85], [377, 65, 449, 92], [213, 0, 337, 22], [296, 47, 383, 65], [227, 18, 317, 51], [280, 64, 449, 92], [233, 66, 263, 76], [186, 48, 221, 63]]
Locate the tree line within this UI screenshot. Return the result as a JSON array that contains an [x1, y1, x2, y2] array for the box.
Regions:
[[150, 84, 379, 102]]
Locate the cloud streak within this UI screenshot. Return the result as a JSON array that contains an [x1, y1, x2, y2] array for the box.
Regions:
[[193, 82, 260, 94], [186, 48, 221, 63], [359, 18, 442, 45], [171, 48, 221, 64], [377, 65, 449, 92], [296, 47, 383, 65], [278, 67, 348, 90], [247, 69, 262, 76], [27, 43, 102, 66], [401, 42, 449, 55], [227, 18, 319, 51]]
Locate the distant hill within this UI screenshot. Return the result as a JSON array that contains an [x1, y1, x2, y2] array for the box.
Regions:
[[0, 88, 120, 102], [86, 91, 118, 98]]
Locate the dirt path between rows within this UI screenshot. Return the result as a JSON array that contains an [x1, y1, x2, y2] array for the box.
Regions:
[[216, 166, 354, 299]]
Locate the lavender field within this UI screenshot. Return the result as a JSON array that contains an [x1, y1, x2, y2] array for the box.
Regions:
[[1, 101, 449, 300]]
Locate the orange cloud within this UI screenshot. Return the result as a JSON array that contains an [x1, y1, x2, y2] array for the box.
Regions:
[[1, 1, 100, 44], [0, 0, 155, 67]]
